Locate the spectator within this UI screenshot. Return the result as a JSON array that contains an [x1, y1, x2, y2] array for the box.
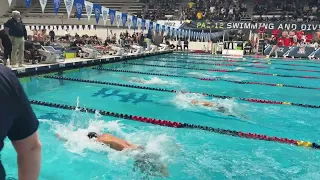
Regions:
[[0, 29, 12, 66], [4, 11, 27, 68], [0, 65, 42, 180]]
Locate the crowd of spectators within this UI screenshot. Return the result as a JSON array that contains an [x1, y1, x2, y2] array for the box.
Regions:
[[253, 0, 320, 22], [139, 0, 180, 20], [182, 0, 249, 21]]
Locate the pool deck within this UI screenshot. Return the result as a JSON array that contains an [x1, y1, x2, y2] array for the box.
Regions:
[[12, 50, 173, 77]]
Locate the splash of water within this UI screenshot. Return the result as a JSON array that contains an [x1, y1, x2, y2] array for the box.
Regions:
[[172, 93, 246, 118], [129, 76, 179, 85], [186, 72, 212, 77], [234, 67, 245, 71]]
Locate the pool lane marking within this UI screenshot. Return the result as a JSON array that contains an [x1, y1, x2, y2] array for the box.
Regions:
[[125, 63, 320, 80], [92, 67, 320, 91], [146, 59, 320, 73], [160, 57, 320, 69], [29, 99, 320, 150], [43, 75, 320, 109]]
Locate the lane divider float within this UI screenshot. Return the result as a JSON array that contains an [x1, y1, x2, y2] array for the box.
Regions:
[[92, 67, 320, 90], [29, 99, 320, 150], [162, 58, 320, 69], [125, 63, 320, 79], [148, 59, 320, 73], [43, 75, 320, 109]]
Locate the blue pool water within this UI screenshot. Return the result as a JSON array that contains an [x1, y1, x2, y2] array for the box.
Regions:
[[2, 53, 320, 180]]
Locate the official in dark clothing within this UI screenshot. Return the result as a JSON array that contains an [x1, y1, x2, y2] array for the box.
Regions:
[[0, 29, 12, 65], [4, 11, 27, 67], [183, 38, 189, 51], [0, 65, 41, 180], [226, 30, 235, 49], [49, 30, 55, 42]]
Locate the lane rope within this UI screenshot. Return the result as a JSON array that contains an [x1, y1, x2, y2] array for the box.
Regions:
[[164, 57, 320, 69], [92, 67, 320, 90], [29, 99, 320, 150], [125, 63, 320, 79], [43, 75, 320, 109], [148, 59, 320, 73]]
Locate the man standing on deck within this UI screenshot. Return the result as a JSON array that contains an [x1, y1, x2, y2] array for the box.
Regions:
[[4, 11, 27, 68], [0, 65, 42, 180]]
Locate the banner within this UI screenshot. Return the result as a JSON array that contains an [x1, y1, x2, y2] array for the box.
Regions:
[[181, 21, 320, 32], [314, 49, 320, 59], [115, 11, 122, 28], [39, 0, 47, 13], [149, 21, 153, 31], [127, 15, 132, 29], [145, 20, 150, 31], [84, 1, 93, 21], [287, 47, 315, 58], [74, 0, 84, 20], [137, 18, 142, 30], [8, 0, 12, 7], [121, 13, 127, 28], [64, 0, 74, 18], [264, 46, 290, 57], [101, 7, 109, 25], [141, 19, 145, 30], [25, 0, 31, 8], [53, 0, 61, 14], [132, 16, 137, 30], [161, 25, 165, 33], [93, 4, 101, 24], [109, 9, 115, 25], [155, 24, 160, 33]]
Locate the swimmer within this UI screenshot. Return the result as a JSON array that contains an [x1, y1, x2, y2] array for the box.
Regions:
[[120, 76, 146, 83], [191, 100, 248, 119], [55, 132, 169, 177]]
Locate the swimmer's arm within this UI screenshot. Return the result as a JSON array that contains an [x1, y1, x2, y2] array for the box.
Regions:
[[55, 133, 68, 142]]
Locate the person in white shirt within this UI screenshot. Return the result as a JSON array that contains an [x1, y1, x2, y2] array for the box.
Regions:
[[221, 7, 225, 14], [229, 7, 233, 15], [312, 6, 317, 14]]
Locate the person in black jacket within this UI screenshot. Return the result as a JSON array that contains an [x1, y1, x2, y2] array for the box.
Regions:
[[49, 30, 55, 42], [0, 29, 12, 65], [0, 65, 42, 180], [4, 11, 27, 67]]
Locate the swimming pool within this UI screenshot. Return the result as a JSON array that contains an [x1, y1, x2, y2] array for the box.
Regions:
[[2, 53, 320, 179]]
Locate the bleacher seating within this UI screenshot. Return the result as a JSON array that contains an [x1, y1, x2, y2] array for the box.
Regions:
[[252, 0, 320, 22], [182, 0, 249, 21]]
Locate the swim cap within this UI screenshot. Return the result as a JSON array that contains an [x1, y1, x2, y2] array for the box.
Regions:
[[87, 132, 98, 139]]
